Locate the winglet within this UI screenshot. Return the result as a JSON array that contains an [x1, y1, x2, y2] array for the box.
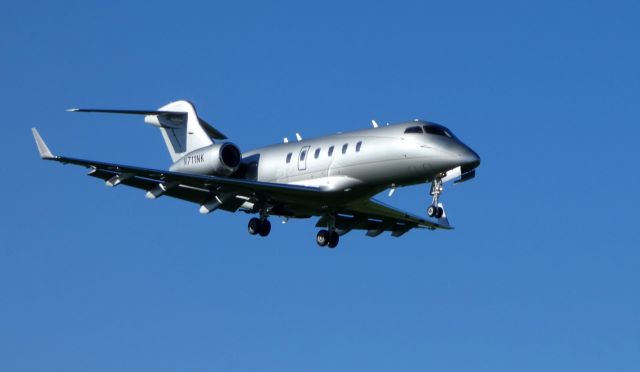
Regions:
[[31, 128, 55, 159]]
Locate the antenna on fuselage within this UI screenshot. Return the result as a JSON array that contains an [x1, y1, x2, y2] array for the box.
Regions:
[[283, 137, 289, 143], [388, 183, 397, 197], [371, 120, 379, 128], [295, 133, 302, 141]]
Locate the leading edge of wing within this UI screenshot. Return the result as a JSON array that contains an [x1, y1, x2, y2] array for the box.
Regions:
[[58, 155, 322, 197], [31, 127, 321, 197], [32, 128, 321, 205]]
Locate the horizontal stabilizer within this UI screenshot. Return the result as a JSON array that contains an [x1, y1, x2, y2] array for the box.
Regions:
[[68, 108, 181, 116], [31, 128, 55, 159], [68, 107, 227, 140]]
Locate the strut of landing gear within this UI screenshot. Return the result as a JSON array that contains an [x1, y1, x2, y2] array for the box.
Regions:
[[316, 229, 339, 248], [427, 177, 445, 218], [248, 217, 271, 237]]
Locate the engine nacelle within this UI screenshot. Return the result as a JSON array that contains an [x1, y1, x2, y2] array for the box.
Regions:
[[169, 143, 242, 176]]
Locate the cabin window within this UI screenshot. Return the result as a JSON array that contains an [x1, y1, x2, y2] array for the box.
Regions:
[[314, 148, 321, 159], [404, 126, 423, 134], [300, 149, 307, 161], [328, 146, 334, 156], [342, 143, 348, 154], [356, 141, 362, 152], [286, 152, 292, 163]]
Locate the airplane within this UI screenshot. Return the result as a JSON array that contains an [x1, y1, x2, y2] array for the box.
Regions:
[[32, 100, 480, 248]]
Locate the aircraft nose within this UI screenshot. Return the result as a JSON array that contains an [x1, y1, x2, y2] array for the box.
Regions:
[[459, 146, 480, 172]]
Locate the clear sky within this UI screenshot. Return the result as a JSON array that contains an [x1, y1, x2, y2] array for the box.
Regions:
[[1, 0, 639, 371]]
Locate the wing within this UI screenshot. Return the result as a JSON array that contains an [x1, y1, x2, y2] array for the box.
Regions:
[[32, 128, 323, 214], [316, 198, 452, 237]]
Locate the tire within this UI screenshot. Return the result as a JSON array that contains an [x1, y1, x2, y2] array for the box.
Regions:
[[316, 229, 329, 247], [259, 219, 271, 237], [328, 231, 339, 248], [436, 207, 444, 218], [248, 217, 261, 235], [427, 205, 436, 217]]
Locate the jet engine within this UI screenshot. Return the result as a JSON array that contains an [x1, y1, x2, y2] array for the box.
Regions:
[[169, 143, 242, 176]]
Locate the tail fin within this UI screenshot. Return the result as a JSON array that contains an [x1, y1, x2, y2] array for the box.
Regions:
[[144, 100, 213, 162], [68, 100, 227, 162]]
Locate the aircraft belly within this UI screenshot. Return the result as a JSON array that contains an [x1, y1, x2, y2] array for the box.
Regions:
[[330, 158, 423, 187], [288, 175, 360, 190]]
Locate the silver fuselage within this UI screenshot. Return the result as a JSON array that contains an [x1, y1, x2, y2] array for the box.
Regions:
[[239, 120, 479, 204]]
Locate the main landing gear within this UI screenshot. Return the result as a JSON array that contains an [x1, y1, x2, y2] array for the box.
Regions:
[[248, 217, 271, 237], [316, 213, 340, 248], [316, 229, 339, 248], [427, 177, 445, 218], [248, 210, 341, 247]]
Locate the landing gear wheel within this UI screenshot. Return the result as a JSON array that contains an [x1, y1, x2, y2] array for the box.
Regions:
[[258, 219, 271, 237], [328, 231, 339, 248], [248, 217, 261, 235], [316, 229, 330, 247], [428, 177, 445, 218], [427, 205, 437, 217]]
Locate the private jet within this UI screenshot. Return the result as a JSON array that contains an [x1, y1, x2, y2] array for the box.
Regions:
[[32, 100, 480, 248]]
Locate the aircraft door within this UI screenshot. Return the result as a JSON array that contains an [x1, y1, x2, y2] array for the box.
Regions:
[[298, 146, 310, 171]]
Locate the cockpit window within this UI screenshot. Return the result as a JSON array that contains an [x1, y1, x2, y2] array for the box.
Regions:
[[404, 126, 424, 134], [423, 125, 453, 138]]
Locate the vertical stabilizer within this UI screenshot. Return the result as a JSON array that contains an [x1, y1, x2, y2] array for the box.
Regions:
[[144, 100, 213, 162]]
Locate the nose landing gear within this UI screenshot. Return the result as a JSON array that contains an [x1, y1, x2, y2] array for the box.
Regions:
[[427, 205, 444, 218], [427, 177, 445, 218]]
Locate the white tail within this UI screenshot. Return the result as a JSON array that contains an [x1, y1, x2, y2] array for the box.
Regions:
[[68, 100, 228, 162], [144, 100, 212, 162]]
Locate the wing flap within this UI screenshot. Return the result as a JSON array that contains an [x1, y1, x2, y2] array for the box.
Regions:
[[87, 168, 216, 205]]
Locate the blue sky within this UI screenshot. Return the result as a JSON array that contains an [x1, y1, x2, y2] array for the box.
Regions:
[[1, 0, 639, 371]]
